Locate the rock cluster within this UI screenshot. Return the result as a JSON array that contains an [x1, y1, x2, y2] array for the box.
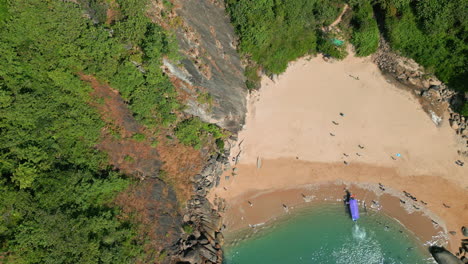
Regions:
[[171, 153, 228, 264], [373, 39, 433, 89], [449, 113, 468, 136]]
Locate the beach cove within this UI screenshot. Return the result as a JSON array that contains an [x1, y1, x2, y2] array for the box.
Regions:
[[209, 53, 468, 257]]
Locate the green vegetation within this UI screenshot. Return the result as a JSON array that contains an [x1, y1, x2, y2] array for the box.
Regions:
[[132, 133, 146, 142], [375, 0, 467, 111], [378, 0, 467, 89], [197, 91, 214, 107], [175, 118, 224, 150], [349, 1, 379, 56], [124, 155, 135, 163], [244, 65, 262, 90], [226, 0, 344, 75], [0, 0, 8, 22], [228, 0, 467, 113], [182, 224, 194, 234], [317, 32, 348, 60], [462, 104, 468, 117], [0, 0, 189, 262]]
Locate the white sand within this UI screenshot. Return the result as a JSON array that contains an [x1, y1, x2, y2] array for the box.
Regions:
[[234, 55, 465, 181], [211, 53, 468, 250]]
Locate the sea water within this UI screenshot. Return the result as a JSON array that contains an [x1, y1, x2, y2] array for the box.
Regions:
[[224, 204, 434, 264]]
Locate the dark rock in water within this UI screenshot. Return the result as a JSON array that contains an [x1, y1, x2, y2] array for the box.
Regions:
[[462, 226, 468, 237], [429, 246, 463, 264]]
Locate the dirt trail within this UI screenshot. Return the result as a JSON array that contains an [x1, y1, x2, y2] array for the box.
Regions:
[[81, 74, 203, 199], [329, 3, 349, 28], [80, 74, 161, 179], [81, 74, 205, 260]]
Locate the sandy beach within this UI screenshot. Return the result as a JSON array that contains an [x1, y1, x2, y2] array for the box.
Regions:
[[210, 54, 468, 250]]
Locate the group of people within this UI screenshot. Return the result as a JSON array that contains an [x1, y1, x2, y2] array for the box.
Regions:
[[331, 113, 368, 166]]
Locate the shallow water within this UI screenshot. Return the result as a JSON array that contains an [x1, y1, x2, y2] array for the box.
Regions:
[[224, 204, 434, 264]]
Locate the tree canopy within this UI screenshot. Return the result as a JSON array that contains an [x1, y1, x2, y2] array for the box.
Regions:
[[0, 0, 181, 262], [226, 0, 344, 74]]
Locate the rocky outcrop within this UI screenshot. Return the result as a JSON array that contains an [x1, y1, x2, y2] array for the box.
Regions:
[[164, 0, 247, 133], [170, 153, 228, 264]]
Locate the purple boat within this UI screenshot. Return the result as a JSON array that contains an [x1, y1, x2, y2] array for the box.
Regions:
[[349, 197, 360, 221]]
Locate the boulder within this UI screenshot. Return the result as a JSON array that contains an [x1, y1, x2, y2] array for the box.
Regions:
[[462, 226, 468, 237], [182, 248, 202, 264], [183, 214, 191, 223], [198, 238, 209, 245], [215, 232, 224, 246], [429, 246, 463, 264], [198, 245, 218, 263], [430, 79, 442, 86]]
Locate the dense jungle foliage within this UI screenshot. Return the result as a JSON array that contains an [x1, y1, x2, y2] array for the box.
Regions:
[[226, 0, 345, 75], [0, 0, 189, 262], [227, 0, 467, 113], [376, 0, 467, 113]]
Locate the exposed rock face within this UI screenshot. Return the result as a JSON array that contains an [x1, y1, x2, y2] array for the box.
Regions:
[[166, 0, 247, 133]]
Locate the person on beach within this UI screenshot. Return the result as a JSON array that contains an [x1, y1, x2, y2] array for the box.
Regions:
[[330, 132, 335, 136], [332, 121, 339, 125], [248, 201, 253, 207], [348, 74, 360, 80]]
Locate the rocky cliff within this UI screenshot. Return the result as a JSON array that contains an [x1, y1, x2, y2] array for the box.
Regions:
[[163, 0, 247, 133], [151, 1, 246, 263]]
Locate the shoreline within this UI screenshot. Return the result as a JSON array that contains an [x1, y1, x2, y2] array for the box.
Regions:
[[220, 180, 445, 247], [213, 158, 467, 252], [210, 53, 467, 254]]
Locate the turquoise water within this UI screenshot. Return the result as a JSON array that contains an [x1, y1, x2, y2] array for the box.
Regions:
[[224, 204, 433, 264]]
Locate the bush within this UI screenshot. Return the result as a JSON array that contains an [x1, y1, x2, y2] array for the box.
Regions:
[[244, 65, 261, 90], [226, 0, 345, 74], [175, 118, 224, 150], [182, 224, 194, 234], [461, 102, 468, 117], [317, 32, 348, 60], [350, 1, 379, 57], [380, 0, 467, 91], [0, 0, 182, 261], [0, 0, 8, 22]]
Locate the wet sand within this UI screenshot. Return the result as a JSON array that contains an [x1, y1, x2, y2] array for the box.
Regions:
[[210, 54, 468, 251]]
